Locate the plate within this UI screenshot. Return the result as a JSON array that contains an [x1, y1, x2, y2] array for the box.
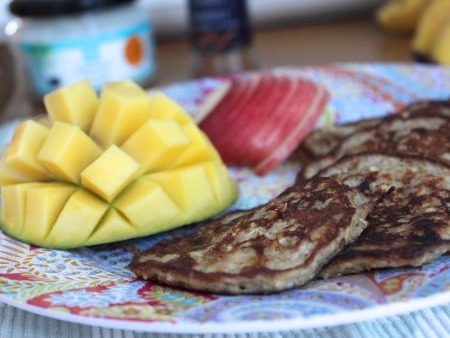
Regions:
[[1, 63, 450, 334]]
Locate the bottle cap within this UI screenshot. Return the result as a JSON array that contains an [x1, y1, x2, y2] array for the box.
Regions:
[[9, 0, 135, 17]]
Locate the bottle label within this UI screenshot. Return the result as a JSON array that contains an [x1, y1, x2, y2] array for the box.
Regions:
[[17, 22, 155, 98], [189, 0, 251, 54]]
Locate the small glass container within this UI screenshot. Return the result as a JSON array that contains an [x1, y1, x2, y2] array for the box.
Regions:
[[5, 0, 156, 113], [188, 0, 259, 78]]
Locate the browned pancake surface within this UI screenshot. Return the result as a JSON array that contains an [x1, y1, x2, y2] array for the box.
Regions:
[[301, 115, 450, 179], [295, 100, 450, 165], [129, 174, 378, 294], [318, 153, 450, 278]]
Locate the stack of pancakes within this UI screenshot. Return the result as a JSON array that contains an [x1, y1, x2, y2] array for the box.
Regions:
[[130, 100, 450, 294]]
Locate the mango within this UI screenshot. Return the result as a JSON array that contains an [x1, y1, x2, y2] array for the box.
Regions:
[[0, 80, 237, 249], [172, 123, 221, 167], [146, 164, 217, 221], [114, 176, 182, 233], [121, 119, 191, 174], [89, 81, 152, 148], [204, 161, 238, 206], [0, 160, 31, 185], [84, 208, 138, 246], [148, 91, 194, 125], [21, 183, 77, 244], [81, 145, 140, 201], [1, 183, 38, 236], [44, 80, 99, 132], [37, 122, 102, 184], [2, 120, 51, 181], [46, 189, 109, 248]]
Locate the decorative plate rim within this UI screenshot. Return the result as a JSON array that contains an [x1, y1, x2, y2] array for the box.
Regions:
[[1, 289, 450, 334]]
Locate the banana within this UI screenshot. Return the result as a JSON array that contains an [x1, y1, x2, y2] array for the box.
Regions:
[[430, 22, 450, 64], [412, 0, 450, 62], [376, 0, 431, 34]]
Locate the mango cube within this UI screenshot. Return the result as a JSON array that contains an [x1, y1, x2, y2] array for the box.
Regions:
[[89, 80, 152, 148], [44, 80, 99, 132], [38, 122, 102, 184], [148, 92, 194, 125], [84, 208, 137, 246], [114, 177, 182, 232], [46, 189, 109, 248], [121, 119, 191, 174], [81, 145, 140, 201], [146, 163, 217, 221], [21, 183, 77, 243], [0, 160, 31, 185], [0, 183, 38, 236], [204, 161, 237, 206], [3, 120, 51, 180], [172, 122, 221, 167]]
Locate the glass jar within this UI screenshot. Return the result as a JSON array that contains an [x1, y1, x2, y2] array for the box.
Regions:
[[5, 0, 156, 114]]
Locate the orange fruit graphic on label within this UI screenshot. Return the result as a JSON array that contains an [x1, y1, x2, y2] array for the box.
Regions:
[[125, 36, 144, 65]]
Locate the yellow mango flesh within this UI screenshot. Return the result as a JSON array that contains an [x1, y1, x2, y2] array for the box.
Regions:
[[84, 208, 138, 246], [21, 183, 77, 243], [146, 163, 217, 221], [46, 189, 109, 248], [1, 183, 38, 236], [89, 81, 152, 148], [37, 122, 102, 184], [172, 123, 221, 167], [0, 160, 31, 185], [114, 176, 182, 232], [148, 91, 194, 125], [2, 120, 51, 180], [204, 161, 238, 206], [81, 145, 140, 201], [121, 119, 191, 174], [44, 80, 99, 132], [0, 80, 237, 249]]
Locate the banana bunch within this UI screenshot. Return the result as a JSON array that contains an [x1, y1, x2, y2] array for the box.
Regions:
[[376, 0, 450, 64]]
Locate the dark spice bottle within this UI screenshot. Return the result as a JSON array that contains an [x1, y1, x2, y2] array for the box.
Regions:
[[188, 0, 258, 78]]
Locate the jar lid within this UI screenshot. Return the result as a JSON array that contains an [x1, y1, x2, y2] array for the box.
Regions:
[[9, 0, 135, 17]]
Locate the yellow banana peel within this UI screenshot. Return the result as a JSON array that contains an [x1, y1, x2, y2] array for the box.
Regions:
[[377, 0, 450, 64], [376, 0, 432, 34], [412, 0, 450, 63]]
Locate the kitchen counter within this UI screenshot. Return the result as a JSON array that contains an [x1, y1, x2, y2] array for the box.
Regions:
[[154, 17, 412, 86]]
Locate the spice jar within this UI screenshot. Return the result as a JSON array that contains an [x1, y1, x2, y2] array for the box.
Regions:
[[188, 0, 259, 78], [5, 0, 156, 114]]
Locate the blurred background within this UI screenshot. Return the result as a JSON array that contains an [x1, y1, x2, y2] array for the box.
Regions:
[[1, 0, 384, 39], [0, 0, 429, 121]]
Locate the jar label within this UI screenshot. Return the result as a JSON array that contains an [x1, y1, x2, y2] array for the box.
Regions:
[[18, 22, 155, 97]]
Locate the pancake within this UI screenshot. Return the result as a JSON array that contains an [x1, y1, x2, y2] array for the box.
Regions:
[[129, 165, 389, 294], [317, 153, 450, 278], [295, 100, 450, 164], [300, 114, 450, 179]]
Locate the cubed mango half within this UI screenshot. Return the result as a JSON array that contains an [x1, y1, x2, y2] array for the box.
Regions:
[[0, 80, 237, 249]]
